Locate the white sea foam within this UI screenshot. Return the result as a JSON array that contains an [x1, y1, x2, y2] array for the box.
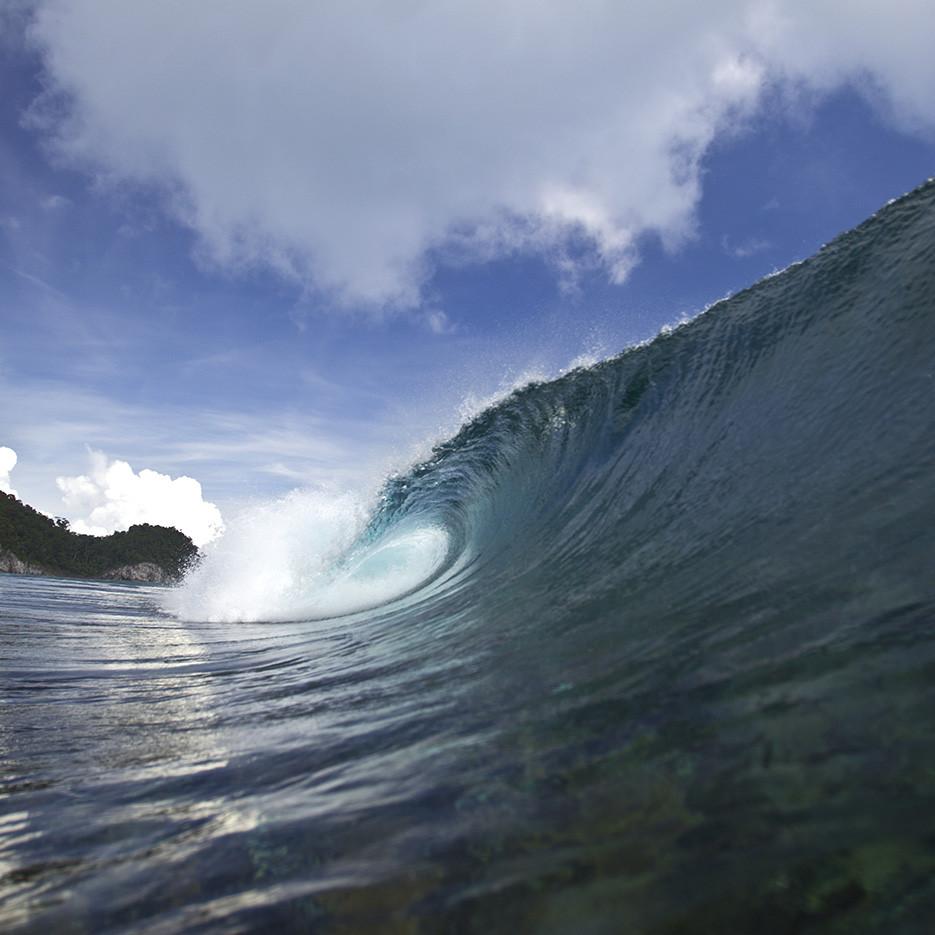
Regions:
[[167, 487, 447, 623]]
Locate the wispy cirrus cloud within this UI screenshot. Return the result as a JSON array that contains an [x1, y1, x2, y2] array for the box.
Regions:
[[39, 193, 71, 211], [0, 373, 403, 520], [721, 234, 772, 259]]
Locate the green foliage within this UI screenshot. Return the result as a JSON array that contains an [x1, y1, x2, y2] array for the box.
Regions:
[[0, 492, 198, 579]]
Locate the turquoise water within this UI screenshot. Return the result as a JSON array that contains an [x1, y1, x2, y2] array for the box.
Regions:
[[2, 182, 935, 932]]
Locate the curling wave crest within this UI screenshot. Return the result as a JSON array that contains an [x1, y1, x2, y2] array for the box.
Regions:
[[169, 489, 449, 622]]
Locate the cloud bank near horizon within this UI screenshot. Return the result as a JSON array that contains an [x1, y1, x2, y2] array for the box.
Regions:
[[0, 446, 18, 497], [57, 451, 224, 547], [27, 1, 935, 308]]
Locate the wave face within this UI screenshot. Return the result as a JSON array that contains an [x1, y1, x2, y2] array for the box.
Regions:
[[182, 178, 935, 639], [5, 182, 935, 933]]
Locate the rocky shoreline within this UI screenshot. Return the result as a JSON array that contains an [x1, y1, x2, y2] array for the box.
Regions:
[[0, 549, 174, 584], [1, 492, 197, 583]]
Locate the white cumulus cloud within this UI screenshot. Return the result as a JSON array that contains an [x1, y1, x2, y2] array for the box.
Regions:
[[27, 1, 935, 308], [0, 446, 18, 497], [57, 451, 224, 547]]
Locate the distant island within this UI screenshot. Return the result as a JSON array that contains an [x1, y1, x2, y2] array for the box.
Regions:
[[0, 491, 198, 583]]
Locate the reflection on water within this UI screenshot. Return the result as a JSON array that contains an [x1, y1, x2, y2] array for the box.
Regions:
[[0, 575, 241, 930], [3, 572, 935, 934]]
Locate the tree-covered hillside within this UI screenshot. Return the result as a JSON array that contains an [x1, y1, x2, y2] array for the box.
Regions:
[[0, 492, 197, 580]]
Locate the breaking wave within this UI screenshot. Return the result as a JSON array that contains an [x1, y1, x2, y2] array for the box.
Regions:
[[8, 180, 935, 935], [174, 179, 935, 646]]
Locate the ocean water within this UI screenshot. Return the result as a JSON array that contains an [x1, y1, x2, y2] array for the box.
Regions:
[[2, 181, 935, 933]]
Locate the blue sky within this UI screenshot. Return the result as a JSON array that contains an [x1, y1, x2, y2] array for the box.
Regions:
[[1, 1, 934, 545]]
